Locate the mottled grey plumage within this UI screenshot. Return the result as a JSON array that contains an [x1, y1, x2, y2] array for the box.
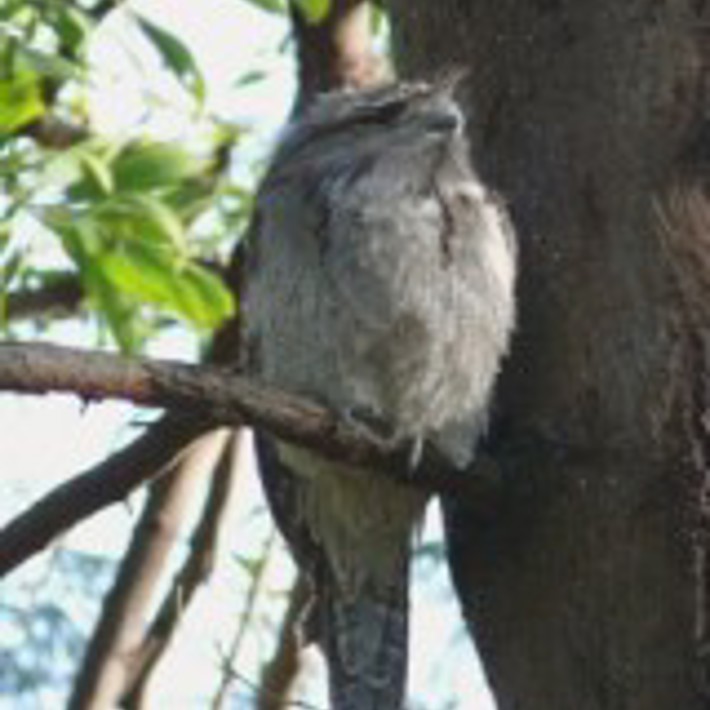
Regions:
[[245, 78, 516, 709]]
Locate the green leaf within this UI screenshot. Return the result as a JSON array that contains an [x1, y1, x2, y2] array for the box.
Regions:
[[112, 142, 204, 192], [162, 180, 215, 225], [132, 195, 186, 251], [53, 221, 142, 351], [89, 275, 141, 353], [0, 71, 44, 134], [99, 242, 234, 330], [99, 242, 179, 307], [134, 15, 206, 104], [78, 152, 114, 197], [241, 0, 287, 15], [18, 47, 79, 82], [57, 141, 119, 201], [54, 6, 93, 52], [234, 69, 267, 88], [51, 207, 224, 333], [1, 250, 23, 288], [233, 553, 266, 576], [94, 194, 187, 253], [55, 218, 102, 260], [176, 263, 235, 328], [371, 4, 388, 35], [293, 0, 331, 24]]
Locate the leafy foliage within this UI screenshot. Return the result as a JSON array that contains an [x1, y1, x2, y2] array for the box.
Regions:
[[0, 72, 45, 135], [43, 139, 235, 349], [134, 13, 207, 105], [0, 4, 283, 703], [0, 0, 256, 351], [293, 0, 332, 24]]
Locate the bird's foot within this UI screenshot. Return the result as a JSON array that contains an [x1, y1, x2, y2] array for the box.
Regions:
[[341, 406, 398, 445], [340, 407, 426, 481]]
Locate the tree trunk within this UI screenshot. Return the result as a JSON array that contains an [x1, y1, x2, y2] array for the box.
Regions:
[[386, 1, 710, 708]]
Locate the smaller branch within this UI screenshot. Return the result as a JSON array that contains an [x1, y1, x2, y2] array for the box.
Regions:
[[22, 115, 91, 149], [257, 574, 310, 710], [212, 531, 277, 710], [0, 341, 495, 577], [67, 429, 231, 710], [0, 413, 206, 576], [122, 432, 243, 709], [68, 435, 208, 709], [219, 666, 322, 710], [5, 260, 226, 324], [6, 275, 84, 321]]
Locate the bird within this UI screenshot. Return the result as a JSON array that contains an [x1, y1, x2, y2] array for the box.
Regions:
[[243, 75, 517, 710]]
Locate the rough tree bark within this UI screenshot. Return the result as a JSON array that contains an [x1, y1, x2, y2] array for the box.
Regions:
[[385, 1, 710, 708]]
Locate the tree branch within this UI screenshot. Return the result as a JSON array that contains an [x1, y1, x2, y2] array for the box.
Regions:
[[257, 573, 310, 710], [5, 259, 227, 324], [212, 531, 277, 710], [121, 432, 243, 709], [6, 275, 85, 321], [290, 0, 387, 111], [0, 341, 493, 577], [0, 341, 406, 469], [67, 429, 231, 710], [0, 413, 206, 577]]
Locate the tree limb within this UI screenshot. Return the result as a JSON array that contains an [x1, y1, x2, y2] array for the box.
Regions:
[[121, 432, 243, 709], [257, 573, 311, 710], [290, 0, 388, 111], [6, 275, 85, 321], [0, 413, 206, 577], [21, 115, 91, 150], [66, 429, 231, 710], [0, 341, 449, 474], [212, 531, 277, 710], [5, 259, 228, 324], [0, 341, 494, 577]]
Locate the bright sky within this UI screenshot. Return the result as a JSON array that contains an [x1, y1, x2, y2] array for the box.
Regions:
[[0, 2, 496, 708]]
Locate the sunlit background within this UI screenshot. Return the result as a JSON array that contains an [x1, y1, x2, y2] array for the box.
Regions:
[[0, 2, 495, 707]]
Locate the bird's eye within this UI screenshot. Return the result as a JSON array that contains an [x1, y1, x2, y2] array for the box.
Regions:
[[352, 99, 408, 127], [372, 99, 408, 124]]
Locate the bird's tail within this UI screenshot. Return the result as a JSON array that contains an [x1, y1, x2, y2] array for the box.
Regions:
[[311, 557, 410, 710], [254, 433, 420, 709]]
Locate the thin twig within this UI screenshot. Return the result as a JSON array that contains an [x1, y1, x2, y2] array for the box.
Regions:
[[0, 414, 206, 577], [257, 573, 311, 710], [212, 530, 276, 710], [218, 664, 323, 710]]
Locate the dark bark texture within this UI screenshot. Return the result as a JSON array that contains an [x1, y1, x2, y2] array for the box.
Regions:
[[385, 1, 710, 709]]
